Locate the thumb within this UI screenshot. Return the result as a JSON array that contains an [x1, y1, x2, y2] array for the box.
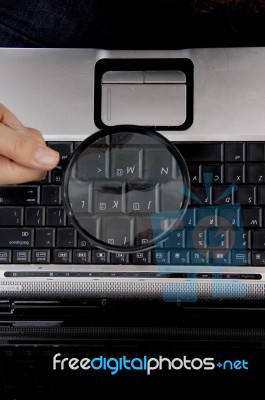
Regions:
[[0, 124, 60, 170]]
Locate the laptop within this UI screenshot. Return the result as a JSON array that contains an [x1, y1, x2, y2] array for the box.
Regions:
[[0, 46, 265, 398], [0, 46, 264, 306]]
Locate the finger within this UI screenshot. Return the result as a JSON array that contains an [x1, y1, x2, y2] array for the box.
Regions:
[[0, 123, 59, 170], [21, 127, 46, 145], [0, 155, 46, 184]]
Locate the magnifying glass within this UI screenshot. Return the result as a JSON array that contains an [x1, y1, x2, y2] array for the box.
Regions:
[[62, 125, 190, 253]]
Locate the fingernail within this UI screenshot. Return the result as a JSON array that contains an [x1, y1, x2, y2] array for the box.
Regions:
[[34, 147, 60, 167]]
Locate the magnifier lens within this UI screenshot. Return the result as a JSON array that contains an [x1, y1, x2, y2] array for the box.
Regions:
[[63, 126, 189, 252]]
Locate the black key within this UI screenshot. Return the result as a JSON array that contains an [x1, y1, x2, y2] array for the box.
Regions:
[[170, 250, 190, 264], [188, 164, 202, 184], [153, 250, 171, 265], [52, 169, 63, 184], [111, 148, 141, 179], [164, 230, 185, 249], [235, 186, 256, 205], [69, 181, 91, 213], [144, 148, 175, 179], [53, 249, 72, 264], [217, 206, 240, 227], [232, 250, 250, 265], [94, 182, 125, 213], [13, 250, 31, 263], [160, 181, 185, 210], [135, 217, 154, 245], [258, 186, 265, 205], [77, 234, 94, 248], [207, 228, 229, 249], [41, 185, 61, 205], [32, 249, 51, 264], [76, 216, 100, 239], [225, 142, 245, 162], [203, 164, 223, 184], [0, 228, 34, 248], [35, 228, 55, 248], [176, 142, 223, 162], [252, 230, 265, 249], [252, 251, 265, 266], [0, 250, 12, 263], [127, 183, 158, 213], [73, 249, 91, 264], [190, 250, 209, 265], [92, 249, 110, 264], [196, 207, 218, 227], [0, 207, 23, 226], [111, 252, 129, 264], [131, 251, 151, 264], [242, 207, 262, 228], [46, 207, 66, 226], [234, 229, 251, 249], [0, 186, 39, 205], [247, 142, 265, 162], [134, 216, 164, 246], [210, 250, 231, 265], [225, 164, 245, 184], [213, 185, 236, 205], [79, 148, 108, 179], [191, 186, 212, 205], [178, 208, 196, 228], [186, 229, 207, 249], [48, 142, 73, 165], [25, 207, 45, 226], [101, 216, 134, 247], [247, 164, 265, 183], [56, 228, 77, 248]]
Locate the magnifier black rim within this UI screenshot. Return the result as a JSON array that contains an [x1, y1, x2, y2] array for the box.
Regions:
[[63, 124, 190, 253]]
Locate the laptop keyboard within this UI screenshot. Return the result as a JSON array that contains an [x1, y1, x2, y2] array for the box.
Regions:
[[0, 140, 265, 267]]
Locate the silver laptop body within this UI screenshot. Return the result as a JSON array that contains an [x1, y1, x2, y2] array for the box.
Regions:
[[0, 47, 264, 303]]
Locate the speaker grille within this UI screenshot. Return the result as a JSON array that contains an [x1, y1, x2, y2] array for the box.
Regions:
[[0, 279, 264, 302]]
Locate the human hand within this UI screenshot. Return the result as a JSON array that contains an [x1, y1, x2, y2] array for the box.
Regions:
[[0, 103, 60, 184]]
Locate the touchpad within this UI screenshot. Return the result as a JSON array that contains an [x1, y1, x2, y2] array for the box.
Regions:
[[101, 70, 186, 126], [94, 59, 194, 130]]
